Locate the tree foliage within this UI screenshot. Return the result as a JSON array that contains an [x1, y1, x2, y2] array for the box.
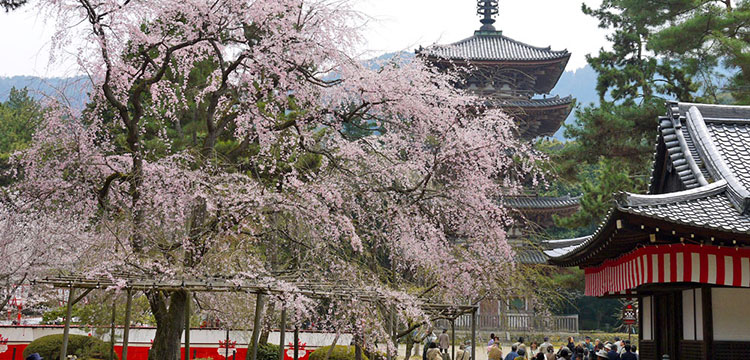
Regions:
[[0, 0, 25, 11], [9, 1, 539, 359], [556, 0, 749, 230]]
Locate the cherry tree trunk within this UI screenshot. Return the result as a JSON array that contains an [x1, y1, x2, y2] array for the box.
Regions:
[[148, 290, 188, 360]]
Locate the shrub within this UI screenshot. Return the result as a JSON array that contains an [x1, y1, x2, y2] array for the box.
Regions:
[[309, 346, 369, 360], [258, 343, 281, 360], [22, 334, 117, 360]]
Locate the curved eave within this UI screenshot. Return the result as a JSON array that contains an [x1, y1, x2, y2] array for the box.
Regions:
[[548, 181, 750, 268]]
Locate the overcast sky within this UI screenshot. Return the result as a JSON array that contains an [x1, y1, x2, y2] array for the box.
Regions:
[[1, 0, 609, 77]]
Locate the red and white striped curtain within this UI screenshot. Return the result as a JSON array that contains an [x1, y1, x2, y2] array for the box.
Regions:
[[584, 243, 750, 297]]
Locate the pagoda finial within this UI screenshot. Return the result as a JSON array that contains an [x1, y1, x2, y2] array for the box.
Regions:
[[477, 0, 499, 32]]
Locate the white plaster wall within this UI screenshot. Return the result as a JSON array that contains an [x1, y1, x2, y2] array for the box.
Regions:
[[0, 326, 351, 348], [682, 289, 695, 340], [712, 288, 750, 341], [642, 296, 652, 341]]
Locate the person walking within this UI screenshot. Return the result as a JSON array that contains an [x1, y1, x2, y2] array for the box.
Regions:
[[438, 329, 450, 354]]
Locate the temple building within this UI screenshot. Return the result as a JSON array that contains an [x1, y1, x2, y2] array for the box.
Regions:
[[417, 0, 573, 140], [547, 102, 750, 359], [420, 1, 580, 333]]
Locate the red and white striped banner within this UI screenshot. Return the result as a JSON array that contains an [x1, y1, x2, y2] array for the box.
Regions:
[[584, 244, 750, 297]]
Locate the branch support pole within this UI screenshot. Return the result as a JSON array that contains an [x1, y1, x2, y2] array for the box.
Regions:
[[110, 298, 117, 360], [60, 288, 76, 360], [470, 309, 476, 360], [293, 326, 300, 360], [279, 308, 287, 360], [185, 291, 191, 360], [249, 293, 266, 360], [451, 319, 455, 360], [122, 289, 133, 360]]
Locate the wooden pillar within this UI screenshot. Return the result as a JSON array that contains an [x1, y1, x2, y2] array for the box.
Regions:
[[451, 319, 455, 360], [60, 287, 76, 360], [702, 287, 713, 360], [279, 308, 287, 360], [293, 326, 300, 360], [470, 310, 476, 360], [121, 289, 133, 360], [249, 293, 266, 360], [110, 298, 117, 360], [185, 292, 191, 360]]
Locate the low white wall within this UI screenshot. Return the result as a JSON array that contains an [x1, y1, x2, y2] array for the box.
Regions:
[[0, 326, 351, 348], [712, 288, 750, 341]]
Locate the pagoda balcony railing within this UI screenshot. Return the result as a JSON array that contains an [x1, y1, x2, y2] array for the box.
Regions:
[[437, 313, 578, 333]]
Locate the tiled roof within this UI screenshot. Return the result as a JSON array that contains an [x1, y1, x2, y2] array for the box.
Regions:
[[504, 195, 580, 209], [548, 102, 750, 264], [706, 123, 750, 191], [419, 31, 570, 62], [542, 236, 591, 258], [647, 103, 709, 193], [619, 180, 750, 234]]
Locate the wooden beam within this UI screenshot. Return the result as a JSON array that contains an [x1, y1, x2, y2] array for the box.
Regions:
[[60, 288, 76, 360], [71, 288, 94, 306]]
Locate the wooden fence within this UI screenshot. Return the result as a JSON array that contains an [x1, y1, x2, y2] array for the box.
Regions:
[[438, 313, 578, 333]]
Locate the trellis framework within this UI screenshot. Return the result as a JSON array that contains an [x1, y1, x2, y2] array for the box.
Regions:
[[33, 274, 479, 360]]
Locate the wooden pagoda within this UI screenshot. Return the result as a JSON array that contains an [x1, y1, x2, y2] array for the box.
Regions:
[[546, 102, 750, 360], [417, 1, 582, 334], [417, 1, 573, 140]]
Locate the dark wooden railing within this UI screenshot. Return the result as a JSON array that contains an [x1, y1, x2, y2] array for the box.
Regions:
[[438, 313, 578, 333]]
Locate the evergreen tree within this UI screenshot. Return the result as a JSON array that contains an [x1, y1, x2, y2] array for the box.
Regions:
[[556, 0, 749, 230], [0, 87, 44, 185], [0, 0, 26, 11]]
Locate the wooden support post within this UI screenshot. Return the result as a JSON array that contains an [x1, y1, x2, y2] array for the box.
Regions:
[[386, 309, 393, 360], [121, 289, 133, 360], [294, 324, 299, 360], [185, 292, 191, 360], [451, 319, 455, 360], [293, 326, 300, 360], [249, 293, 266, 360], [354, 335, 362, 360], [470, 310, 476, 360], [279, 308, 287, 360], [60, 287, 76, 360], [110, 298, 117, 360]]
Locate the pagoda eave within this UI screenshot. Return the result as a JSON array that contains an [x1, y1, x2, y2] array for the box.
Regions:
[[496, 98, 573, 138]]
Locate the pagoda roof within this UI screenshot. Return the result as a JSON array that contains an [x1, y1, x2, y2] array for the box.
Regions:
[[419, 31, 570, 63], [504, 194, 580, 210], [493, 96, 574, 138], [547, 102, 750, 268]]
